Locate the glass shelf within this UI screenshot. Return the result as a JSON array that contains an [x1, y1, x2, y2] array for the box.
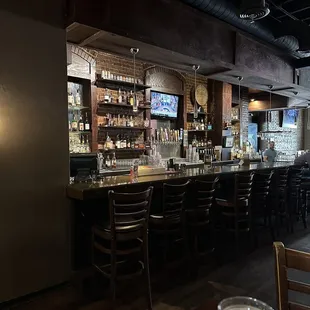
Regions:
[[68, 105, 90, 111], [98, 126, 147, 130]]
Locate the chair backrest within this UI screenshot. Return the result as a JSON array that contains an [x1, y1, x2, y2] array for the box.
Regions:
[[278, 167, 290, 188], [252, 170, 274, 206], [234, 172, 254, 206], [274, 241, 310, 310], [108, 186, 153, 234], [195, 177, 219, 210], [162, 180, 190, 217], [289, 167, 304, 188]]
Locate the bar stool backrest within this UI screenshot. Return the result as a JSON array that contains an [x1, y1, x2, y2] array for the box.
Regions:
[[252, 170, 274, 203], [288, 167, 303, 188], [278, 167, 290, 189], [195, 177, 219, 210], [162, 180, 190, 218], [108, 186, 153, 235], [234, 172, 254, 206]]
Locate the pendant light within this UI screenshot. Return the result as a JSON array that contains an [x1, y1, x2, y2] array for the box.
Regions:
[[192, 65, 200, 119], [237, 76, 243, 148], [267, 85, 273, 134], [130, 47, 139, 112]]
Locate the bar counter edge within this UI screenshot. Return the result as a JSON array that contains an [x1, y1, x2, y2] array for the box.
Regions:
[[67, 162, 296, 201]]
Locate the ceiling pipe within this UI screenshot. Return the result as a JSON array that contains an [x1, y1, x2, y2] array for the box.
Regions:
[[181, 0, 299, 52]]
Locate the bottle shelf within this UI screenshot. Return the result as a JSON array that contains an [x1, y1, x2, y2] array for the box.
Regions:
[[97, 147, 146, 152], [95, 76, 151, 92], [68, 105, 90, 111], [97, 102, 151, 116], [98, 126, 148, 130], [69, 131, 92, 134], [187, 130, 213, 132]]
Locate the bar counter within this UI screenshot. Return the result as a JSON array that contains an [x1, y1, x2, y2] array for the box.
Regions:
[[67, 161, 294, 201]]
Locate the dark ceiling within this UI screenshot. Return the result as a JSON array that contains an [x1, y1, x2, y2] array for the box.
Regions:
[[235, 0, 310, 53]]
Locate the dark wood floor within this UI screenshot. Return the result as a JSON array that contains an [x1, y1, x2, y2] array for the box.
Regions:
[[4, 222, 310, 310]]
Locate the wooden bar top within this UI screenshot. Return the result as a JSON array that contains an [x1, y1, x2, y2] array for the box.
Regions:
[[67, 161, 294, 201]]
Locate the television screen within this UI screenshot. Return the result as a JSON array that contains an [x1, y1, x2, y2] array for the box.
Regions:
[[150, 91, 179, 118], [282, 109, 299, 129]]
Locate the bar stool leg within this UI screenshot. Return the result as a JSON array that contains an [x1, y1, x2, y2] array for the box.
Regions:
[[143, 229, 152, 310], [110, 238, 117, 303]]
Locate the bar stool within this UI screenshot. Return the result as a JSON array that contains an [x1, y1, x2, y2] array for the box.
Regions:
[[185, 177, 219, 265], [91, 187, 153, 309], [273, 167, 290, 234], [287, 167, 303, 231], [149, 180, 190, 265], [251, 170, 275, 243], [216, 172, 254, 256]]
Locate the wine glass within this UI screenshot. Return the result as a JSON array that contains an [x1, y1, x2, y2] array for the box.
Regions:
[[218, 296, 274, 310]]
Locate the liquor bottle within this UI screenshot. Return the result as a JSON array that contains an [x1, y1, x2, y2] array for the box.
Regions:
[[123, 91, 127, 104], [85, 113, 90, 131], [115, 135, 121, 149], [118, 89, 122, 104], [126, 115, 130, 127], [192, 135, 197, 147], [106, 155, 111, 168], [201, 119, 205, 131], [121, 135, 127, 149], [80, 134, 84, 144], [75, 89, 81, 106], [71, 114, 78, 131], [112, 153, 117, 169], [130, 138, 135, 149], [106, 133, 112, 149], [207, 122, 212, 130], [129, 91, 134, 106], [104, 88, 110, 103], [68, 121, 71, 131], [130, 116, 134, 127], [68, 91, 74, 106], [127, 136, 131, 149], [78, 116, 84, 131], [122, 115, 126, 127]]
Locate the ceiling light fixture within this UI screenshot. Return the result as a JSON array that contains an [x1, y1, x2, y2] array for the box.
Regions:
[[130, 47, 139, 112], [192, 65, 200, 119]]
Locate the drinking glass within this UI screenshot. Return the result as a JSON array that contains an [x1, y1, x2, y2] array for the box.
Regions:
[[218, 296, 274, 310], [91, 170, 97, 183]]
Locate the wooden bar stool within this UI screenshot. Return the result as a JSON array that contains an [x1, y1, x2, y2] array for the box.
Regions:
[[91, 187, 153, 309], [185, 177, 219, 264], [216, 172, 254, 257], [149, 180, 190, 266]]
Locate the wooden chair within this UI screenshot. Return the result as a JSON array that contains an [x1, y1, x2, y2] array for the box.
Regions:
[[91, 186, 153, 309], [274, 241, 310, 310]]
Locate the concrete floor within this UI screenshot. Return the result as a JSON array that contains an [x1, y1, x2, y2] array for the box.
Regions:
[[4, 222, 310, 310]]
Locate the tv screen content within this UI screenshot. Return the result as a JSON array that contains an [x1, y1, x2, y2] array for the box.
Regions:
[[151, 91, 179, 118], [282, 109, 299, 129]]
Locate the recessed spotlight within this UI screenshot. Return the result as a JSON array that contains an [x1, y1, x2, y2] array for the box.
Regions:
[[250, 98, 255, 102]]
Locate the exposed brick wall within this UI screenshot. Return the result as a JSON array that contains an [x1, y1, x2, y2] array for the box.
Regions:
[[259, 110, 304, 154]]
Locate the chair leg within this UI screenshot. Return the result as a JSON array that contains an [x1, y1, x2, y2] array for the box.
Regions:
[[110, 239, 117, 302], [143, 230, 152, 310]]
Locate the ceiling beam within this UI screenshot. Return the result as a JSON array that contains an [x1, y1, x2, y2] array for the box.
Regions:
[[78, 30, 105, 47], [294, 56, 310, 68]]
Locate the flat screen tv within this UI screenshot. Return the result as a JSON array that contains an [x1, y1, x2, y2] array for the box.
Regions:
[[150, 91, 179, 119], [282, 109, 299, 129]]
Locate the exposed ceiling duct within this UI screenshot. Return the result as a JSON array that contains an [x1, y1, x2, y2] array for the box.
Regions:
[[181, 0, 300, 53], [239, 0, 270, 22]]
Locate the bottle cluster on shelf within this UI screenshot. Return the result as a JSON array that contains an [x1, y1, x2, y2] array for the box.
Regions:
[[101, 70, 143, 84], [68, 82, 83, 107], [98, 113, 149, 128], [188, 119, 212, 131], [69, 112, 91, 132], [98, 88, 145, 106], [191, 135, 213, 148], [98, 133, 148, 151]]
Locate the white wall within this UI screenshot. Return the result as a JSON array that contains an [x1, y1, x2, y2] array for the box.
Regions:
[[0, 9, 70, 301]]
